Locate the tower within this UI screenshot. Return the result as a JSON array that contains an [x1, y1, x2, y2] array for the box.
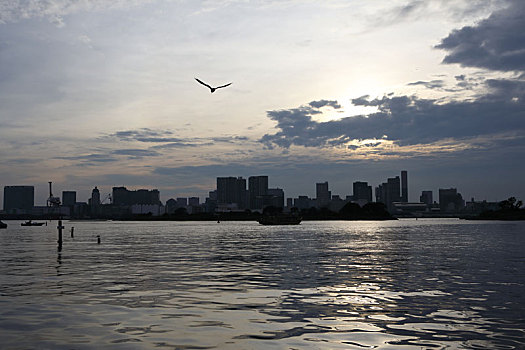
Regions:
[[401, 170, 408, 202]]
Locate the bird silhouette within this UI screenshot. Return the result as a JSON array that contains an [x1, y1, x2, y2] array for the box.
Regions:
[[195, 78, 232, 93]]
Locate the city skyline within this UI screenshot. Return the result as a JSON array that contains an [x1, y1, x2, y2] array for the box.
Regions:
[[1, 1, 524, 205], [0, 170, 509, 210]]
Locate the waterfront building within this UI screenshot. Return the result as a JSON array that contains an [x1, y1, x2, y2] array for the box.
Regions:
[[90, 186, 101, 217], [165, 198, 177, 214], [439, 188, 465, 212], [3, 185, 34, 213], [267, 188, 285, 209], [62, 191, 76, 207], [112, 187, 161, 206], [420, 191, 433, 205], [316, 182, 331, 208], [188, 197, 200, 206], [294, 196, 313, 210], [248, 176, 268, 210], [376, 176, 401, 212], [176, 197, 188, 208], [217, 177, 247, 210], [353, 181, 373, 204], [401, 170, 408, 202]]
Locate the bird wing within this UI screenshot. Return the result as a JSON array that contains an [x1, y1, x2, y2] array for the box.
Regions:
[[216, 82, 232, 89], [195, 78, 212, 90]]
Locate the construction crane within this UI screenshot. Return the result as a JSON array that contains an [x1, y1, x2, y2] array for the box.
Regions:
[[47, 181, 61, 207]]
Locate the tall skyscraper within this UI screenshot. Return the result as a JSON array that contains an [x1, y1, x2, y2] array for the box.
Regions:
[[3, 186, 34, 212], [401, 170, 408, 202], [217, 177, 247, 209], [316, 182, 331, 208], [248, 176, 268, 210], [90, 186, 101, 216]]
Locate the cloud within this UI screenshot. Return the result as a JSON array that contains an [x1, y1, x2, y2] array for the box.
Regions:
[[105, 128, 252, 149], [308, 100, 342, 109], [261, 79, 525, 149], [0, 0, 154, 25], [436, 0, 525, 72], [55, 153, 117, 164], [112, 149, 160, 157], [407, 80, 445, 89]]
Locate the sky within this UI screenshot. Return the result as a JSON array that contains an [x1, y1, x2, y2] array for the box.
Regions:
[[1, 0, 524, 205]]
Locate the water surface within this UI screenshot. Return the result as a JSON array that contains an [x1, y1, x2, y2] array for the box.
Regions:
[[1, 219, 524, 349]]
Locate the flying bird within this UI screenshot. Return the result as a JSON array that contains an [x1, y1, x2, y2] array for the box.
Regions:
[[195, 78, 232, 93]]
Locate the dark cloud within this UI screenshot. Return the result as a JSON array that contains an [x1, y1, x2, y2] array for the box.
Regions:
[[308, 100, 342, 109], [55, 153, 117, 165], [151, 142, 203, 149], [407, 80, 445, 89], [261, 79, 525, 149], [106, 128, 250, 147], [436, 0, 525, 72], [108, 128, 174, 141], [112, 149, 160, 157]]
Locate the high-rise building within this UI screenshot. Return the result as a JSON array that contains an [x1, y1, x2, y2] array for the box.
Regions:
[[316, 182, 331, 208], [420, 191, 433, 205], [62, 191, 76, 207], [90, 186, 101, 216], [112, 187, 160, 206], [353, 181, 373, 203], [267, 188, 284, 208], [401, 170, 408, 202], [217, 177, 247, 209], [176, 197, 188, 208], [3, 185, 34, 213], [188, 197, 200, 206], [439, 188, 464, 212], [248, 176, 268, 210], [375, 176, 401, 212]]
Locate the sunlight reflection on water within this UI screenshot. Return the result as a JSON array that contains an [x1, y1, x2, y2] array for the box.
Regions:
[[0, 219, 524, 349]]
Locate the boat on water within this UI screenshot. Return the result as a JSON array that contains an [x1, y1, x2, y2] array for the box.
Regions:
[[257, 214, 302, 225], [0, 221, 7, 229], [21, 220, 45, 226]]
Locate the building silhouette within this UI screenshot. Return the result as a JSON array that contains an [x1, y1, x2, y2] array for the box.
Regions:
[[3, 186, 34, 213], [112, 187, 160, 206], [248, 176, 268, 210], [401, 170, 408, 202], [62, 191, 76, 207], [420, 191, 433, 205], [376, 176, 401, 212], [89, 186, 101, 216], [316, 182, 331, 208], [439, 188, 465, 212], [267, 188, 285, 209], [217, 177, 247, 210], [353, 181, 373, 204]]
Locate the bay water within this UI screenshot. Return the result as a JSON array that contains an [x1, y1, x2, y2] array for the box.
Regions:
[[1, 219, 524, 349]]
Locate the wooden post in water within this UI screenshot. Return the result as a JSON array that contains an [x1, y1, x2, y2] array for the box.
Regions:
[[57, 219, 64, 250]]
